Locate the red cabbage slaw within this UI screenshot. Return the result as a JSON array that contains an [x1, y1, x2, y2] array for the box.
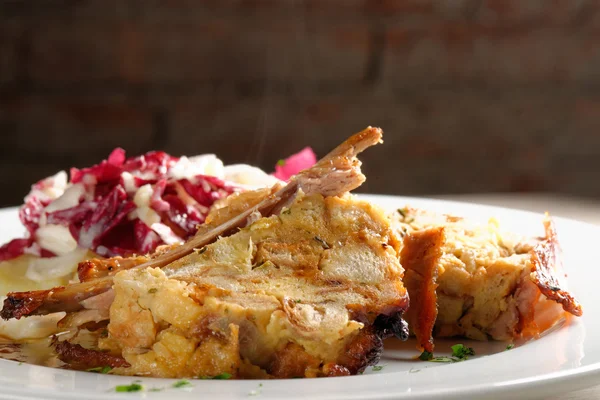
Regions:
[[0, 148, 316, 261]]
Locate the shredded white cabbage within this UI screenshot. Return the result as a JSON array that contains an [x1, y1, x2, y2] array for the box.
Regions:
[[43, 183, 85, 214], [41, 171, 69, 201], [121, 171, 137, 193], [151, 222, 183, 245], [25, 248, 88, 282], [132, 206, 161, 227], [168, 154, 225, 180], [133, 184, 153, 208], [34, 224, 78, 256]]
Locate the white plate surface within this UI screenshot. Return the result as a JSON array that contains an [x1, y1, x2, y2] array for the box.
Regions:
[[0, 194, 598, 400]]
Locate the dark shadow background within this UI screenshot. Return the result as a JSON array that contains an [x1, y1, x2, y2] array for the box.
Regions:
[[1, 0, 600, 206]]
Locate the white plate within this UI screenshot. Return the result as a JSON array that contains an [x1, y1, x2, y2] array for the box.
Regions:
[[0, 194, 598, 400]]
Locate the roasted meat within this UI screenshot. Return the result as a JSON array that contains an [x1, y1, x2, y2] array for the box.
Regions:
[[1, 127, 411, 378], [395, 207, 582, 344], [401, 227, 444, 352], [101, 192, 408, 378]]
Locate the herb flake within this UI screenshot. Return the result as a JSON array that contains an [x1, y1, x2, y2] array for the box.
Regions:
[[148, 288, 158, 294], [172, 380, 192, 389], [277, 159, 286, 166], [419, 344, 475, 363], [115, 383, 143, 393], [450, 344, 475, 360], [199, 373, 233, 380], [372, 365, 384, 371], [397, 208, 408, 218], [506, 344, 515, 351]]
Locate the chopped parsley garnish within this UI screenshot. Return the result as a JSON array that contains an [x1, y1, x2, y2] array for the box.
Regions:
[[419, 344, 476, 363], [409, 368, 420, 373], [294, 299, 302, 303], [200, 373, 233, 380], [148, 288, 158, 294], [277, 159, 286, 166], [372, 365, 384, 371], [506, 344, 515, 351], [115, 383, 143, 392], [397, 208, 408, 218], [149, 388, 163, 392], [172, 380, 192, 388], [451, 344, 475, 360], [87, 366, 112, 374]]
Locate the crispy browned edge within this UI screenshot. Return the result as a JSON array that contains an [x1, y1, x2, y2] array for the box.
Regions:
[[530, 215, 583, 317], [52, 336, 130, 369], [400, 227, 445, 352]]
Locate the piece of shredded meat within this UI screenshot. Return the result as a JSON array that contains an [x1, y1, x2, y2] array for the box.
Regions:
[[53, 337, 130, 369], [401, 227, 445, 352]]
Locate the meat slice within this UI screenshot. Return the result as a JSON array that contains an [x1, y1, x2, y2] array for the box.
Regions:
[[401, 227, 445, 352], [53, 336, 130, 369], [393, 207, 583, 344], [101, 192, 408, 378], [1, 127, 384, 319]]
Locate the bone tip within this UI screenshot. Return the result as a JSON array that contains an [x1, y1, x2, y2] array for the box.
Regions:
[[365, 126, 384, 144]]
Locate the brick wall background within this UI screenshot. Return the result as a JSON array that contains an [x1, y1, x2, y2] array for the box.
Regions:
[[1, 0, 600, 206]]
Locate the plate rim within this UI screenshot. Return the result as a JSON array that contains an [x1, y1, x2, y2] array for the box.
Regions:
[[0, 194, 598, 400]]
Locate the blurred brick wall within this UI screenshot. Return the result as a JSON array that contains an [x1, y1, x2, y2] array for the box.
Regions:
[[1, 0, 600, 206]]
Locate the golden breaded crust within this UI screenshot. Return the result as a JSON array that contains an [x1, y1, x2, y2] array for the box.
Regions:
[[104, 193, 408, 378]]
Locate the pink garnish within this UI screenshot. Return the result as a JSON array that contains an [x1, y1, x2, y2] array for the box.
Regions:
[[150, 179, 170, 212], [77, 186, 135, 249], [273, 147, 317, 181], [180, 176, 236, 206], [133, 220, 162, 254], [0, 238, 34, 262], [19, 196, 47, 236], [70, 148, 127, 184]]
